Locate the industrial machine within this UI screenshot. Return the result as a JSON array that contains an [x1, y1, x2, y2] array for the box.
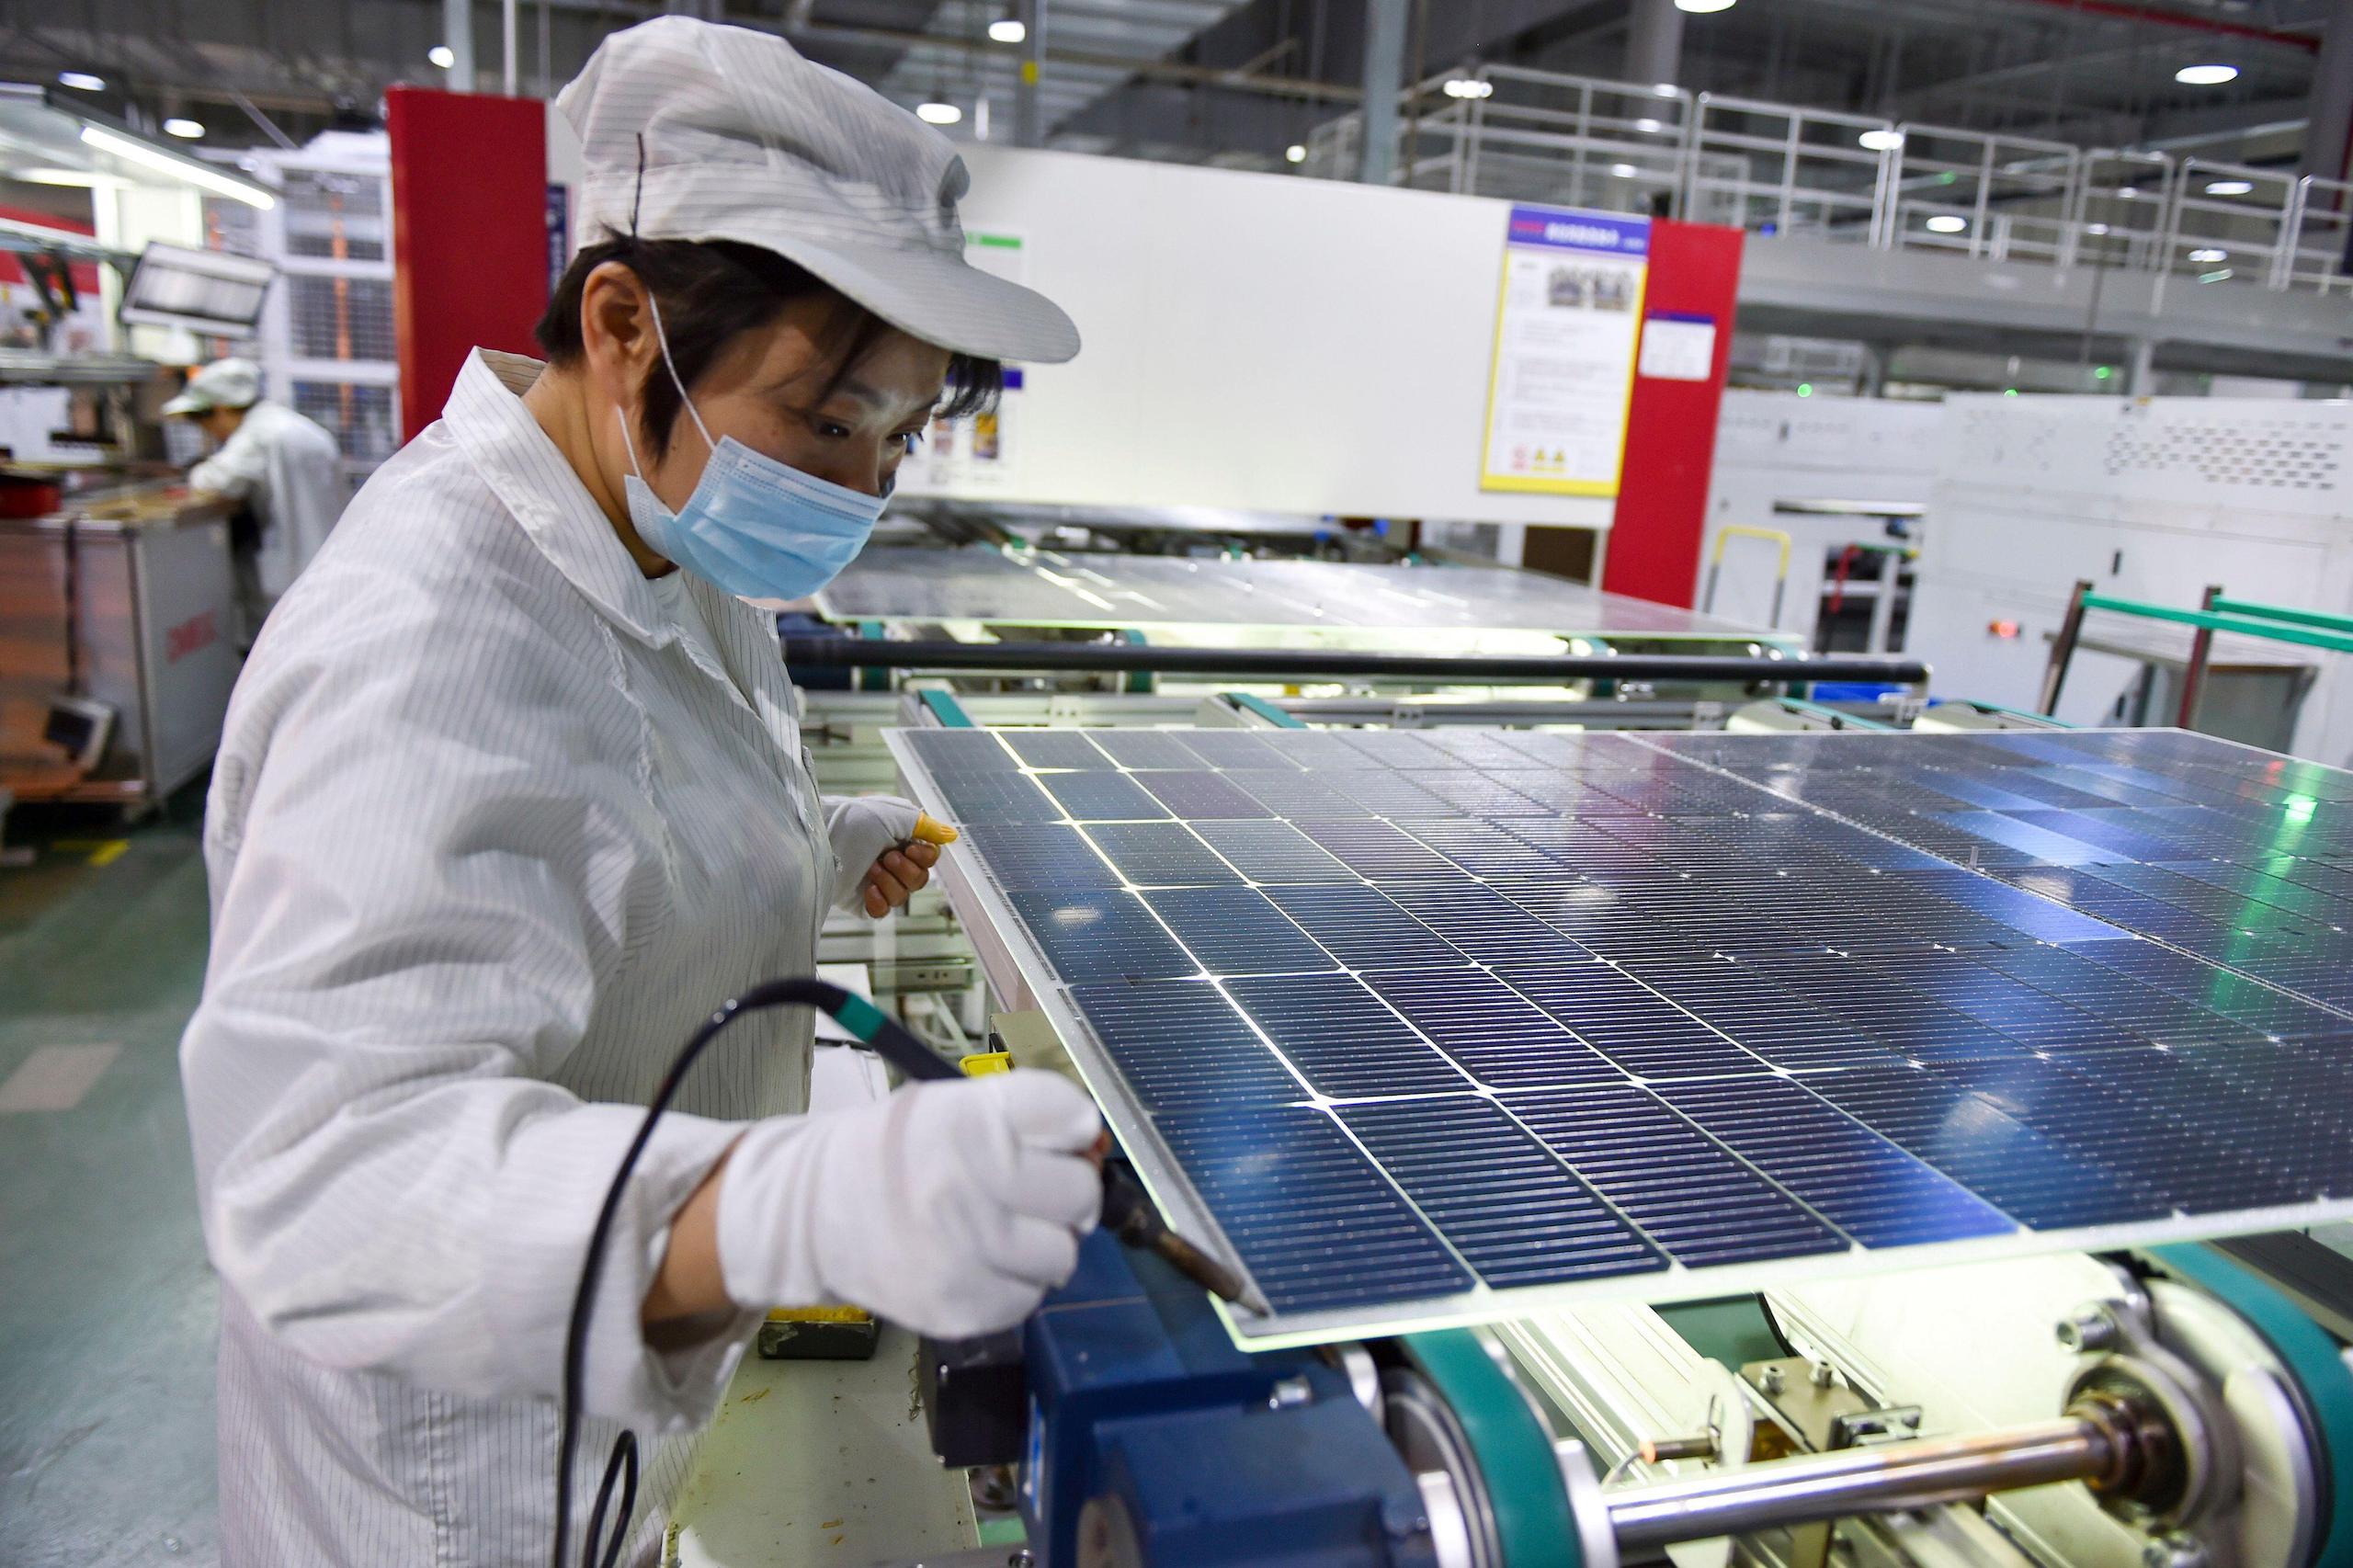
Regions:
[[915, 1225, 2353, 1568]]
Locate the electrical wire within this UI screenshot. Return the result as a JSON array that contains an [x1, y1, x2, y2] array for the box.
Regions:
[[552, 976, 858, 1568]]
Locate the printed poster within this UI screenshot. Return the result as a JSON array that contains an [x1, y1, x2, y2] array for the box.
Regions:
[[1478, 207, 1650, 496], [898, 229, 1027, 496]]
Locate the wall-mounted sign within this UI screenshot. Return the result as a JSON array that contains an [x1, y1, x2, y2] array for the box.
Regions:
[[1478, 206, 1650, 496]]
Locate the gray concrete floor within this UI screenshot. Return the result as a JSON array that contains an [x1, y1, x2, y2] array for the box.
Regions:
[[1, 792, 221, 1566]]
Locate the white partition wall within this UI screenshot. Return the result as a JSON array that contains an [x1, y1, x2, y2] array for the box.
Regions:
[[921, 145, 1616, 533]]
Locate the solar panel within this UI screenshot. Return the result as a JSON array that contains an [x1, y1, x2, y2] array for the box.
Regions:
[[889, 724, 2353, 1344]]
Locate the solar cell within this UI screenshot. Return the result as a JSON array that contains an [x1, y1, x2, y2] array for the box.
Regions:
[[1224, 973, 1472, 1097], [1039, 769, 1171, 822], [1069, 980, 1301, 1110], [1262, 882, 1469, 970], [1139, 887, 1338, 977], [1000, 730, 1111, 770], [1506, 1085, 1852, 1267], [1083, 822, 1245, 887], [890, 724, 2353, 1342], [960, 824, 1121, 890], [927, 769, 1063, 824], [1189, 820, 1356, 884], [1088, 731, 1201, 770], [1338, 1097, 1668, 1286], [1138, 770, 1273, 819], [1156, 1104, 1472, 1312]]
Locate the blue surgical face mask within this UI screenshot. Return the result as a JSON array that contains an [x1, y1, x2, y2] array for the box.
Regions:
[[618, 296, 888, 602]]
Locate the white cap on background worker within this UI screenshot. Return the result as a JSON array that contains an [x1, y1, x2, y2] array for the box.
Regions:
[[161, 357, 262, 416]]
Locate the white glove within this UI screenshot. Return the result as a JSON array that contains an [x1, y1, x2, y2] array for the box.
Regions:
[[824, 794, 922, 911], [714, 1070, 1104, 1338]]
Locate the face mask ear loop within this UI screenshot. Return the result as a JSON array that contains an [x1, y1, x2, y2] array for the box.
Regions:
[[615, 405, 652, 485], [643, 291, 717, 457]]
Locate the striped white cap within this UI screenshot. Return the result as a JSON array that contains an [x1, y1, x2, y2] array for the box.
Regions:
[[560, 17, 1079, 365]]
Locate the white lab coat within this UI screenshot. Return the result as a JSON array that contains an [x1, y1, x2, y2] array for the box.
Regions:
[[189, 399, 347, 600], [180, 349, 883, 1565]]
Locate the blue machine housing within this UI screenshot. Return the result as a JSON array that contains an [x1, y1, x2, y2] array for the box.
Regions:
[[1019, 1233, 1440, 1568]]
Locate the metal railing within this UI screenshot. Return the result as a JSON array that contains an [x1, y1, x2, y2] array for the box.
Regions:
[[1312, 64, 2353, 296]]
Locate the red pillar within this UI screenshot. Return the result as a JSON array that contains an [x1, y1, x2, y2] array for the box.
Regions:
[[1600, 218, 1745, 609], [387, 86, 550, 440]]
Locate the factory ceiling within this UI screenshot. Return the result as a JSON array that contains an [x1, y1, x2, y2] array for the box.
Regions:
[[0, 0, 2336, 175]]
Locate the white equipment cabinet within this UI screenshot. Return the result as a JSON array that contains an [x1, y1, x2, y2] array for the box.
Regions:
[[1907, 394, 2353, 765], [202, 131, 400, 494]]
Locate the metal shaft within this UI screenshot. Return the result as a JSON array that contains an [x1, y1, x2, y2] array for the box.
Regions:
[[779, 636, 1931, 688], [1606, 1417, 2113, 1551]]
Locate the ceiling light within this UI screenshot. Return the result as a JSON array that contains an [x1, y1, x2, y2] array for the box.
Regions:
[[2204, 178, 2254, 196], [1609, 163, 1639, 177], [2188, 247, 2228, 262], [1285, 143, 1307, 164], [162, 117, 205, 139], [988, 17, 1026, 43], [2176, 63, 2239, 85], [2086, 222, 2110, 235], [2200, 267, 2234, 282], [1859, 129, 1904, 152], [1442, 77, 1494, 99], [429, 44, 456, 68], [57, 72, 107, 92], [78, 124, 275, 209], [1925, 214, 1968, 233], [2117, 186, 2141, 199], [1634, 118, 1665, 133], [916, 101, 962, 125], [1675, 0, 1735, 11], [1654, 83, 1680, 97]]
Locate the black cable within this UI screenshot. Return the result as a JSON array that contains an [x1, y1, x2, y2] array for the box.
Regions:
[[552, 977, 854, 1568]]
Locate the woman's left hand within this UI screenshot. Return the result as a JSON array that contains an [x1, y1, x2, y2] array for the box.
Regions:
[[861, 839, 938, 917]]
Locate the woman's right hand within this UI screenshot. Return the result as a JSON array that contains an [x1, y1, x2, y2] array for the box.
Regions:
[[713, 1070, 1104, 1337]]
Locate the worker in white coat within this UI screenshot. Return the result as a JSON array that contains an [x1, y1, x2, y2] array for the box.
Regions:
[[164, 357, 346, 641], [177, 18, 1096, 1565]]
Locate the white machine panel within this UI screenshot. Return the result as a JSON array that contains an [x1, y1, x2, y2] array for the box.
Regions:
[[1909, 395, 2353, 765], [1700, 392, 1943, 642]]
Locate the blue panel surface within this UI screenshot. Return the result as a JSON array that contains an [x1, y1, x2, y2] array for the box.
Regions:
[[962, 824, 1122, 890], [1139, 770, 1274, 820], [1506, 1085, 1852, 1267], [1088, 731, 1201, 770], [1189, 820, 1356, 884], [1225, 972, 1472, 1097], [1084, 823, 1245, 887], [1140, 887, 1339, 977], [1040, 769, 1172, 822], [895, 724, 2353, 1338], [1362, 969, 1623, 1088], [1069, 980, 1300, 1111], [1262, 883, 1469, 971], [1156, 1104, 1473, 1312], [1006, 890, 1199, 982], [1338, 1098, 1668, 1286], [1002, 730, 1114, 769]]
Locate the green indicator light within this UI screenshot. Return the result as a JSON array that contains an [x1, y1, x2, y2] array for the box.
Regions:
[[2094, 366, 2113, 380], [1796, 382, 1813, 396]]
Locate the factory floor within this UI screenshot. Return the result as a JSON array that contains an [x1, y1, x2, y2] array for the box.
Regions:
[[0, 789, 220, 1566]]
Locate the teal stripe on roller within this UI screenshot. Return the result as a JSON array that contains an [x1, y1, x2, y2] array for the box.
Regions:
[[2147, 1243, 2353, 1568], [1403, 1329, 1581, 1567]]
